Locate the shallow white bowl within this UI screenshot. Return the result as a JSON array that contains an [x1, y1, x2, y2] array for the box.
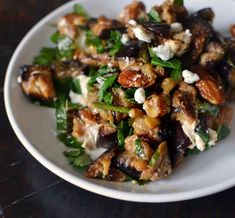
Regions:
[[4, 0, 235, 202]]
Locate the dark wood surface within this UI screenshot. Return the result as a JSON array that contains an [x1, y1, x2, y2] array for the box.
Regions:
[[0, 1, 235, 217]]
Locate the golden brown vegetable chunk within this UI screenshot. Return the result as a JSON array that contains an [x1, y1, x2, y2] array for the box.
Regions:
[[20, 65, 55, 100], [124, 135, 154, 161], [118, 1, 146, 24], [58, 13, 87, 38], [140, 141, 172, 181], [193, 66, 225, 105], [143, 94, 170, 118], [86, 147, 127, 182]]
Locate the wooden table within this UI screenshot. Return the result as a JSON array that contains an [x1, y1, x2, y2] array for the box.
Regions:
[[0, 1, 234, 217]]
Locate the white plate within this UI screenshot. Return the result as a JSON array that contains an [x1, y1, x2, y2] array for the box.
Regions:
[[4, 0, 235, 202]]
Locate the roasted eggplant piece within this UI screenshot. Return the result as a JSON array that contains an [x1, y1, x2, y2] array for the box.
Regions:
[[19, 65, 56, 101], [90, 16, 125, 39], [53, 61, 87, 79], [189, 8, 214, 23], [58, 13, 88, 39], [168, 121, 190, 167], [140, 141, 172, 181], [85, 146, 127, 181], [226, 39, 235, 65], [118, 1, 147, 24], [182, 17, 214, 67], [142, 22, 171, 38], [115, 40, 145, 59]]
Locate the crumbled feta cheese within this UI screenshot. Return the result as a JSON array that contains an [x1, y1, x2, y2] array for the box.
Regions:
[[121, 33, 130, 44], [195, 133, 206, 151], [69, 75, 90, 106], [134, 88, 146, 104], [132, 26, 153, 43], [152, 44, 174, 61], [182, 70, 200, 84], [107, 63, 113, 68], [58, 37, 72, 50], [128, 19, 137, 25], [208, 128, 218, 146], [171, 22, 183, 33], [183, 29, 192, 44], [17, 76, 22, 83]]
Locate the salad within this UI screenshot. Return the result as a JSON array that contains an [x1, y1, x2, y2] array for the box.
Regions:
[[18, 0, 234, 183]]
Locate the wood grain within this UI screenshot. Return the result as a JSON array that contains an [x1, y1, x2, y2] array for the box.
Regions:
[[0, 1, 235, 218]]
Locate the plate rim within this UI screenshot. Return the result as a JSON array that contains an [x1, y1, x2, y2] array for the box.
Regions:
[[4, 0, 235, 202]]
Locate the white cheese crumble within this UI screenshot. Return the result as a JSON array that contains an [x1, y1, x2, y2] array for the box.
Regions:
[[183, 29, 192, 44], [58, 37, 72, 50], [132, 26, 153, 43], [69, 75, 90, 106], [152, 44, 174, 61], [85, 147, 107, 160], [121, 33, 130, 44], [82, 122, 100, 150], [170, 22, 183, 33], [128, 19, 137, 25], [208, 128, 218, 146], [134, 88, 146, 104], [182, 70, 200, 84], [17, 76, 22, 83]]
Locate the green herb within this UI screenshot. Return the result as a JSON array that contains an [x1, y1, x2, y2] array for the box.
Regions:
[[196, 129, 210, 144], [57, 49, 74, 61], [30, 99, 56, 108], [50, 31, 61, 44], [135, 139, 144, 157], [149, 149, 160, 166], [117, 120, 133, 149], [55, 94, 68, 131], [58, 133, 82, 148], [98, 74, 117, 102], [73, 4, 90, 18], [73, 78, 82, 94], [173, 0, 184, 5], [196, 100, 220, 117], [64, 150, 91, 167], [94, 102, 131, 114], [170, 68, 182, 82], [125, 88, 137, 100], [88, 65, 117, 88], [54, 77, 73, 95], [33, 47, 56, 65], [147, 8, 161, 22], [217, 124, 231, 141], [149, 48, 181, 69], [107, 30, 122, 56], [103, 92, 113, 105], [86, 30, 104, 54], [186, 147, 200, 156]]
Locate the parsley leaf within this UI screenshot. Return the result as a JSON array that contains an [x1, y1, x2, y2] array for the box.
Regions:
[[196, 100, 220, 117], [33, 47, 56, 65], [98, 74, 117, 102], [55, 94, 68, 131], [103, 92, 113, 105], [58, 133, 82, 148], [73, 4, 90, 18], [73, 78, 82, 94], [86, 30, 104, 54], [148, 8, 161, 22], [64, 150, 91, 167], [217, 124, 231, 141], [149, 149, 160, 166], [107, 30, 123, 56], [135, 139, 144, 157], [117, 119, 133, 149], [196, 129, 210, 144]]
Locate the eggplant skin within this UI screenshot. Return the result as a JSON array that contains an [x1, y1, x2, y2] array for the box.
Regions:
[[168, 121, 190, 167], [19, 65, 56, 101], [85, 146, 127, 181]]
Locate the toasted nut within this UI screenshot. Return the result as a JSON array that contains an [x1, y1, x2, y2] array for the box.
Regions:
[[178, 81, 197, 99], [143, 94, 170, 118], [118, 64, 157, 88], [161, 78, 177, 95], [193, 66, 225, 105], [230, 24, 235, 38]]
